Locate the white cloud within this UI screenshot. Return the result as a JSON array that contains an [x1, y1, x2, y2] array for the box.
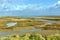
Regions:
[[44, 1, 60, 16], [0, 0, 60, 16], [0, 0, 45, 11], [0, 2, 43, 11], [57, 1, 60, 4], [47, 1, 60, 9]]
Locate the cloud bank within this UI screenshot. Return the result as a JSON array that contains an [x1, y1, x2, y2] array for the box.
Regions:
[[0, 0, 60, 16]]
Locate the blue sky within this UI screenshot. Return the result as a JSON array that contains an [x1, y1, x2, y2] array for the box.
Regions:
[[0, 0, 60, 16]]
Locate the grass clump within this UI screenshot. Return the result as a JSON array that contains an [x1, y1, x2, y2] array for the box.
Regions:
[[47, 34, 60, 40]]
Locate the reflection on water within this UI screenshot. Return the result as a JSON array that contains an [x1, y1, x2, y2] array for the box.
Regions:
[[0, 32, 13, 36], [0, 28, 42, 36], [7, 22, 17, 27], [41, 19, 56, 23]]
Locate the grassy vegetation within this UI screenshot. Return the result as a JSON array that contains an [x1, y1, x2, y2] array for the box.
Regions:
[[0, 32, 45, 40], [0, 16, 60, 31], [0, 32, 60, 40], [47, 34, 60, 40], [0, 16, 60, 28], [35, 16, 60, 20], [0, 16, 60, 40], [43, 23, 60, 30], [0, 16, 45, 32]]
